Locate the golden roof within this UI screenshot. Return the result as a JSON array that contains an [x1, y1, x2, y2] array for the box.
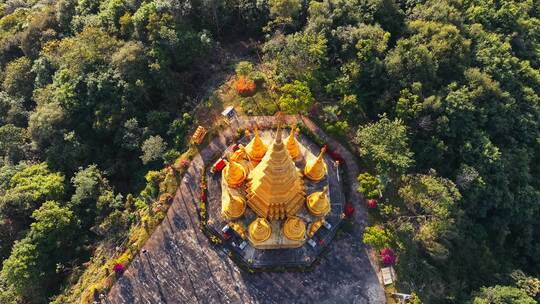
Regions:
[[304, 146, 327, 181], [245, 127, 267, 163], [246, 126, 305, 220], [286, 127, 301, 160], [248, 217, 271, 243], [223, 159, 246, 188], [221, 191, 246, 219], [306, 186, 331, 217], [308, 219, 324, 238], [283, 216, 306, 241], [229, 222, 246, 239]]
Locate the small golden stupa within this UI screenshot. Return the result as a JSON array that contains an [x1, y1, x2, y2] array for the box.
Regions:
[[283, 216, 306, 241], [248, 217, 272, 244], [308, 219, 324, 238], [221, 192, 246, 220], [306, 186, 331, 217], [223, 159, 247, 188], [304, 146, 327, 181], [230, 145, 246, 162], [245, 127, 267, 163], [286, 127, 301, 160], [246, 125, 305, 220]]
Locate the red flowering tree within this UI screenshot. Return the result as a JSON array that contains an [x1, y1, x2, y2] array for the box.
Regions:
[[367, 199, 378, 209], [113, 263, 125, 275], [380, 247, 396, 266]]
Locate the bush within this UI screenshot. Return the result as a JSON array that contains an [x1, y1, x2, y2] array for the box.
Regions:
[[357, 172, 383, 199], [235, 61, 254, 77], [235, 76, 256, 96]]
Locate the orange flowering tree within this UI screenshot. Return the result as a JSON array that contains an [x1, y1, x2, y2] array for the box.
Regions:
[[235, 76, 256, 96]]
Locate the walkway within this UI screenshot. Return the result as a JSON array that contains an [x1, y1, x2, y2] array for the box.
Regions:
[[106, 115, 385, 304]]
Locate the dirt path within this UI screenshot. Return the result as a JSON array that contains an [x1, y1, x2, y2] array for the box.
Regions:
[[106, 115, 385, 304]]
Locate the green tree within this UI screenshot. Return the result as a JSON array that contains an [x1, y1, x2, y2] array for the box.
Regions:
[[471, 285, 536, 304], [363, 225, 391, 251], [278, 80, 315, 114], [1, 201, 79, 302], [398, 171, 461, 260], [355, 115, 414, 177], [2, 57, 35, 100], [140, 135, 167, 164], [357, 172, 382, 199]]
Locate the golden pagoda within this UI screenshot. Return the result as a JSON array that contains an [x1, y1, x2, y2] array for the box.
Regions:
[[229, 222, 246, 239], [304, 146, 327, 181], [246, 125, 305, 220], [306, 186, 331, 217], [221, 192, 246, 220], [230, 145, 246, 162], [223, 159, 246, 188], [308, 219, 324, 238], [286, 127, 301, 160], [283, 216, 306, 241], [245, 127, 267, 163], [248, 218, 272, 244]]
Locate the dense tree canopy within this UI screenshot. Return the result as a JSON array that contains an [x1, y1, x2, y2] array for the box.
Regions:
[[0, 0, 538, 303]]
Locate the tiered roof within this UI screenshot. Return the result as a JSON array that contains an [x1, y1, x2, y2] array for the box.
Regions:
[[246, 126, 305, 220]]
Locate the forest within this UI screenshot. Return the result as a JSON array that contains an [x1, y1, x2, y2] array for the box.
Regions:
[[0, 0, 538, 303]]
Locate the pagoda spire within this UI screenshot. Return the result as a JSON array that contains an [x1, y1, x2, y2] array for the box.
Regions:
[[286, 127, 301, 160], [245, 126, 267, 163], [246, 121, 305, 220], [304, 146, 327, 181]]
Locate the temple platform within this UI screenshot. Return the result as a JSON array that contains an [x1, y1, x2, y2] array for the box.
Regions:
[[206, 129, 346, 269]]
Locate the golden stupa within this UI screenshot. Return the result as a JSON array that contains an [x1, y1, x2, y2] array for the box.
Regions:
[[248, 217, 272, 244], [286, 127, 301, 160], [306, 186, 331, 217], [245, 127, 267, 163], [283, 216, 306, 241], [223, 159, 247, 188], [308, 219, 324, 238], [230, 145, 246, 162], [221, 192, 246, 220], [246, 125, 305, 220], [304, 146, 327, 181]]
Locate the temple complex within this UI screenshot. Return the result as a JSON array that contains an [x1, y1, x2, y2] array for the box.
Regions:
[[219, 121, 332, 249]]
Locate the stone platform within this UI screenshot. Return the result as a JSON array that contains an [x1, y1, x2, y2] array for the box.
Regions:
[[206, 129, 346, 268]]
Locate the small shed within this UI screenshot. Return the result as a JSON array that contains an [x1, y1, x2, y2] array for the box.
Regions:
[[381, 266, 394, 285], [191, 126, 206, 145], [221, 106, 237, 121]]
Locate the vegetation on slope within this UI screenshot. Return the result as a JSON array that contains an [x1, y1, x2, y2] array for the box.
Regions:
[[0, 0, 538, 303]]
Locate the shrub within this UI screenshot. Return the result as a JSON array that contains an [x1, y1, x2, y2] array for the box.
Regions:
[[380, 247, 396, 266], [357, 172, 383, 199], [235, 61, 254, 77], [363, 225, 390, 251], [235, 76, 256, 96]]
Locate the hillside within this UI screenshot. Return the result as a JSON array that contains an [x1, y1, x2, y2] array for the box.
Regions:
[[0, 0, 539, 303]]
